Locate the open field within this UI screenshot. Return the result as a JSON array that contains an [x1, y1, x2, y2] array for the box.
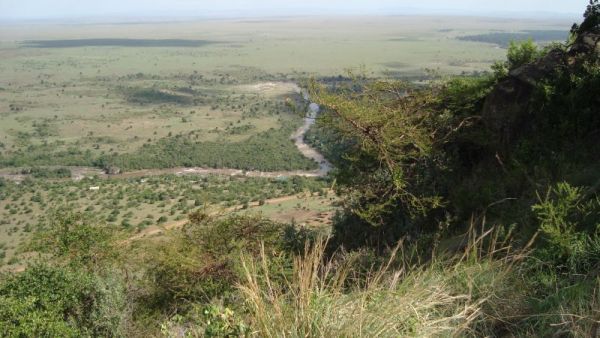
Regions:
[[240, 192, 337, 227], [0, 16, 572, 76], [0, 13, 573, 270], [0, 16, 571, 172], [0, 71, 316, 170]]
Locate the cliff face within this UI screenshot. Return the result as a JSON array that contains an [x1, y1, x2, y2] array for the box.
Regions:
[[481, 25, 599, 149]]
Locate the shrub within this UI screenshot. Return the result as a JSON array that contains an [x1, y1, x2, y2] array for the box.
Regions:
[[160, 304, 249, 337], [30, 211, 116, 268], [0, 296, 78, 337], [532, 182, 600, 272], [506, 39, 541, 71], [0, 264, 126, 337], [142, 213, 286, 313]]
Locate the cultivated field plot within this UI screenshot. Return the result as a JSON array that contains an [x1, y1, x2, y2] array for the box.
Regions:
[[0, 16, 571, 171]]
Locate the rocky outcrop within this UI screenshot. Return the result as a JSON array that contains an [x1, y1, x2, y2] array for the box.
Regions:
[[481, 27, 599, 149], [569, 31, 600, 57], [481, 49, 568, 146]]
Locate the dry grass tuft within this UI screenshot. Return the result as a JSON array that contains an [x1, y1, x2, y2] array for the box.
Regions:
[[237, 226, 521, 337]]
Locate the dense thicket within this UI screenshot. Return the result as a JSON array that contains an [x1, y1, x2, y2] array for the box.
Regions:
[[0, 122, 318, 172], [103, 124, 318, 171]]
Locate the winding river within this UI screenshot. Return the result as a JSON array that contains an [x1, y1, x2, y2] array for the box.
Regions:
[[0, 85, 332, 182]]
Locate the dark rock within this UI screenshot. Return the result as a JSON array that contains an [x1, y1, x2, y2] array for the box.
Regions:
[[105, 166, 121, 175], [481, 48, 567, 147], [569, 31, 600, 58]]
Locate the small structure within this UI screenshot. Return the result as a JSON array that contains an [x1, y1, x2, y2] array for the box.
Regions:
[[89, 186, 100, 191]]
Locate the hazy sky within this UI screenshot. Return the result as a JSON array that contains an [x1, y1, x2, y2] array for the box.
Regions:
[[0, 0, 590, 21]]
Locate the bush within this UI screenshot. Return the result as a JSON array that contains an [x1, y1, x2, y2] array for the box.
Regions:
[[160, 304, 249, 337], [506, 39, 541, 70], [0, 264, 126, 337], [0, 295, 78, 337], [30, 211, 116, 268], [142, 213, 287, 313], [532, 182, 600, 273]]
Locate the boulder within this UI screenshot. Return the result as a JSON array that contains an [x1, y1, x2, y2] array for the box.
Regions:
[[105, 166, 121, 175], [569, 31, 600, 58], [481, 48, 567, 146]]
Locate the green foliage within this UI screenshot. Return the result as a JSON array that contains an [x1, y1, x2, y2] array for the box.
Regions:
[[0, 145, 97, 168], [572, 0, 600, 35], [21, 167, 72, 179], [457, 30, 569, 48], [438, 75, 496, 116], [31, 211, 116, 267], [104, 123, 318, 171], [0, 122, 318, 172], [506, 39, 540, 71], [124, 87, 192, 105], [0, 264, 125, 337], [143, 213, 287, 312], [489, 39, 546, 78], [0, 295, 78, 337], [159, 304, 249, 337], [201, 305, 249, 337], [533, 182, 600, 272], [312, 10, 600, 249], [281, 223, 324, 254], [312, 80, 445, 229]]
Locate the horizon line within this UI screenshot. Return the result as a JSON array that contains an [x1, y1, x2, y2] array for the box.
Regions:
[[0, 10, 581, 25]]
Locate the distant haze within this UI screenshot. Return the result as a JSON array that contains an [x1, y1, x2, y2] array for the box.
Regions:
[[0, 0, 589, 22]]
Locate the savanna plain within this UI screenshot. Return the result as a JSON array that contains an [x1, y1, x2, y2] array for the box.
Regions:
[[1, 11, 598, 337]]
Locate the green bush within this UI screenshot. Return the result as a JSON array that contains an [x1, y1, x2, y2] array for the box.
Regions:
[[0, 264, 125, 337], [31, 211, 116, 268], [532, 182, 600, 272], [160, 304, 249, 337], [0, 295, 78, 337], [507, 39, 541, 71], [143, 213, 287, 313]]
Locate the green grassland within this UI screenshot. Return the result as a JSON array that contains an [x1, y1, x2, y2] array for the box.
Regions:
[[0, 15, 573, 258], [0, 68, 312, 170], [0, 13, 573, 271], [0, 16, 571, 172]]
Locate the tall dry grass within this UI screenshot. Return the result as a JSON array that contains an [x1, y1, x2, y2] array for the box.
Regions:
[[238, 225, 526, 337]]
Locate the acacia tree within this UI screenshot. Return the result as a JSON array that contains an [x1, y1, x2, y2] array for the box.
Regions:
[[572, 0, 600, 35]]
